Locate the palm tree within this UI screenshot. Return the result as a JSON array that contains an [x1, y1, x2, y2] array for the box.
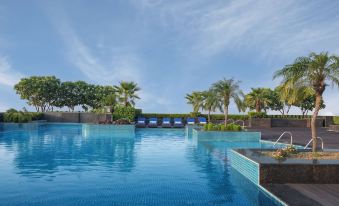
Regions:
[[185, 91, 204, 113], [212, 78, 243, 127], [202, 89, 222, 122], [114, 81, 140, 107], [245, 88, 272, 112], [274, 52, 339, 152]]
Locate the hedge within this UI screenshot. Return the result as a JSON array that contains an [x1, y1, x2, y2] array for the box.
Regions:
[[334, 116, 339, 125], [140, 113, 248, 121], [3, 109, 43, 123]]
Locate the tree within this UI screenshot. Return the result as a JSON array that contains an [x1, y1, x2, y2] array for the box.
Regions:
[[245, 88, 272, 112], [14, 76, 61, 112], [58, 81, 79, 111], [185, 91, 204, 113], [114, 81, 140, 107], [212, 78, 243, 127], [294, 94, 326, 117], [274, 52, 339, 152], [266, 88, 285, 115], [202, 89, 222, 122]]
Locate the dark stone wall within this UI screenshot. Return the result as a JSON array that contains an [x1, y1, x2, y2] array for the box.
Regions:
[[79, 113, 111, 123], [271, 119, 307, 127], [250, 118, 326, 128], [259, 164, 339, 184], [250, 118, 271, 128], [324, 116, 334, 127], [43, 112, 111, 123], [306, 118, 325, 127]]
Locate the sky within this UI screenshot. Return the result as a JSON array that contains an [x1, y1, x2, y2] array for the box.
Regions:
[[1, 0, 339, 115]]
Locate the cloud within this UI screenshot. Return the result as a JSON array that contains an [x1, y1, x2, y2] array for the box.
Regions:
[[131, 0, 339, 59], [0, 56, 22, 87], [43, 3, 142, 85]]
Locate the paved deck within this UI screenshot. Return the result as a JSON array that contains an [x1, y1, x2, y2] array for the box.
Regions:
[[248, 127, 339, 149], [263, 184, 339, 206]]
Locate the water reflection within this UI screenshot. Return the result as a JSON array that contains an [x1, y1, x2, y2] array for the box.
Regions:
[[0, 124, 136, 177], [187, 138, 279, 205]]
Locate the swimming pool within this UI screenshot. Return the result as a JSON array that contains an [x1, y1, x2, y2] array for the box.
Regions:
[[0, 124, 283, 205]]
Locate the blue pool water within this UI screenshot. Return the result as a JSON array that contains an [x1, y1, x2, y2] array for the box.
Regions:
[[0, 124, 282, 206]]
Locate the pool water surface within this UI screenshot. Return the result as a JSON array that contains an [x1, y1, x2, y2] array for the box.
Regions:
[[0, 124, 282, 205]]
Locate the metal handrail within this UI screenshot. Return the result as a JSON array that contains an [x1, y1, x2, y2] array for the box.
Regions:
[[234, 120, 245, 129], [273, 131, 293, 147], [304, 137, 324, 150], [226, 119, 234, 124]]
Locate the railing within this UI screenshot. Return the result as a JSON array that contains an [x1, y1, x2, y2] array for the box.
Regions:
[[227, 119, 234, 124], [273, 131, 293, 148], [304, 137, 324, 150], [234, 120, 245, 129]]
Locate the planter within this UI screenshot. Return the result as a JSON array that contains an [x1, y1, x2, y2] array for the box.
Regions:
[[230, 149, 339, 184], [192, 129, 261, 142]]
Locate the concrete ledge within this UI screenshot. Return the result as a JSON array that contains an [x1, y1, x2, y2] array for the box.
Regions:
[[192, 129, 261, 142]]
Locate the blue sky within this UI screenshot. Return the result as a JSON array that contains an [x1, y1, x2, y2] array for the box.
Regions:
[[1, 0, 339, 115]]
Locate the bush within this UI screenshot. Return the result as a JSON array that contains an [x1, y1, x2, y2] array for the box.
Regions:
[[333, 116, 339, 125], [114, 118, 131, 125], [203, 123, 242, 131], [272, 145, 298, 160], [3, 109, 42, 123], [140, 113, 249, 122], [248, 111, 268, 118], [113, 106, 136, 122]]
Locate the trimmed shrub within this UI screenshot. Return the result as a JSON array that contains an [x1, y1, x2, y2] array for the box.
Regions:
[[140, 113, 248, 122], [248, 111, 268, 118], [203, 123, 242, 132], [333, 116, 339, 125], [3, 109, 42, 123], [113, 106, 136, 122], [189, 112, 201, 118]]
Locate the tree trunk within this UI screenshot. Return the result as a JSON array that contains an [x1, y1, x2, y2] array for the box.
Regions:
[[311, 94, 322, 152], [224, 105, 228, 127], [208, 110, 211, 123], [255, 100, 260, 112]]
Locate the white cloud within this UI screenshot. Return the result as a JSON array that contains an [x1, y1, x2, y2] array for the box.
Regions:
[[0, 56, 22, 87], [43, 3, 142, 85], [131, 0, 339, 59]]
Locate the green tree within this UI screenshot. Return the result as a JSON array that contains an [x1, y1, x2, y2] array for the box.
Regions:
[[274, 52, 339, 152], [185, 91, 204, 113], [212, 78, 243, 127], [58, 81, 79, 111], [14, 76, 61, 112], [266, 88, 285, 115], [114, 81, 140, 107], [202, 89, 222, 122], [245, 88, 272, 112], [294, 94, 326, 118]]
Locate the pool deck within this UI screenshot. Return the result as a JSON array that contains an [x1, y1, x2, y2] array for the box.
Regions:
[[263, 184, 339, 206], [249, 127, 339, 206], [248, 127, 339, 149]]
